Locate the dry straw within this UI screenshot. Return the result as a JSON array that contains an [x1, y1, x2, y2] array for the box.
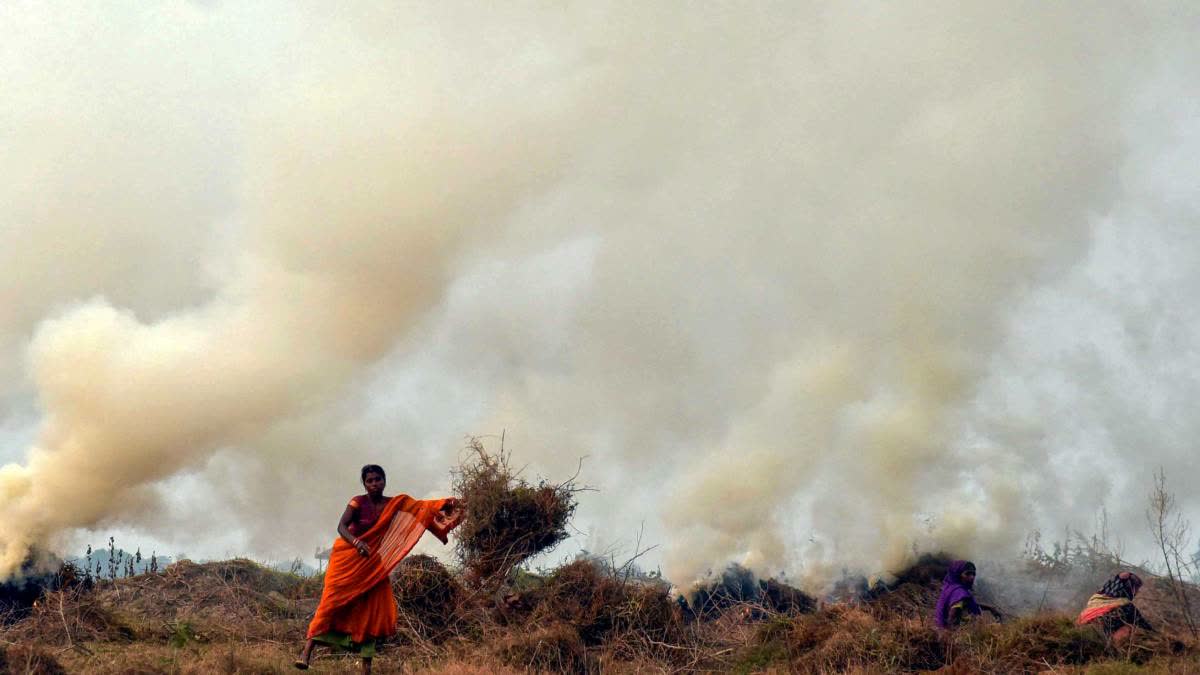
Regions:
[[451, 436, 582, 585]]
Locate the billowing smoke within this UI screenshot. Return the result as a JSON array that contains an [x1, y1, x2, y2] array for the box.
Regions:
[[1, 2, 1198, 585], [0, 1, 583, 573]]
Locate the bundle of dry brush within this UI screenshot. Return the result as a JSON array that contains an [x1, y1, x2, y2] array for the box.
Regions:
[[451, 437, 582, 584], [391, 554, 465, 643]]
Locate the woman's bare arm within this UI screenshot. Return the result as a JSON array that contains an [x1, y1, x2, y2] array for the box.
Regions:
[[336, 504, 370, 557], [979, 603, 1003, 620]]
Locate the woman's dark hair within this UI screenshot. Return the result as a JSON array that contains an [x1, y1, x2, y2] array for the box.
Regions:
[[361, 464, 386, 483]]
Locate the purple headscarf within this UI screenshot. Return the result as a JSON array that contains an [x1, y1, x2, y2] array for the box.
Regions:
[[934, 560, 981, 629]]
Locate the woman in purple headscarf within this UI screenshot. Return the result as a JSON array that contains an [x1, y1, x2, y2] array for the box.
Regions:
[[934, 560, 1002, 629]]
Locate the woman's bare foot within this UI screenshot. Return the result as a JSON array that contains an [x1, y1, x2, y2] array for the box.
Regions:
[[294, 638, 314, 670]]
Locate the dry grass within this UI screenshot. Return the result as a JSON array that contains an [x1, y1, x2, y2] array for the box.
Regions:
[[0, 559, 323, 674], [3, 553, 1200, 674], [494, 622, 589, 672], [0, 644, 68, 674], [6, 498, 1200, 675], [730, 603, 1200, 675], [526, 559, 680, 646], [392, 555, 466, 644], [450, 438, 580, 585]]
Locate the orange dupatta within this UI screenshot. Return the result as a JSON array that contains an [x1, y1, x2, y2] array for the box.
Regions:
[[1077, 594, 1131, 626], [307, 495, 462, 643]]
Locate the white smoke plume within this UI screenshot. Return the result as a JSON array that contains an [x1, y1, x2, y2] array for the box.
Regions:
[[0, 1, 584, 573], [1, 2, 1198, 586]]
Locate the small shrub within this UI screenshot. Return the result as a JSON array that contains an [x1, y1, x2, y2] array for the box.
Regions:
[[168, 621, 201, 648]]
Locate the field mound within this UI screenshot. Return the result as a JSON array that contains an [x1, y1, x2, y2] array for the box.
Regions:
[[527, 559, 679, 646], [863, 553, 952, 617], [739, 602, 1194, 674], [1, 552, 1199, 674], [889, 552, 953, 588], [682, 563, 816, 623], [2, 558, 319, 651], [3, 465, 1200, 675], [744, 604, 945, 673]]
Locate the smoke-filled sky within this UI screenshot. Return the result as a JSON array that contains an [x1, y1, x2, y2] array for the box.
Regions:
[[2, 2, 1199, 585]]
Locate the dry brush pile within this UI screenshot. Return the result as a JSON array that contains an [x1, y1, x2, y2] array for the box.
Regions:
[[450, 437, 580, 585], [404, 439, 692, 672]]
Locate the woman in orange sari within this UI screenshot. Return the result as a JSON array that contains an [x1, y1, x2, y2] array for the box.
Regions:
[[295, 464, 463, 673]]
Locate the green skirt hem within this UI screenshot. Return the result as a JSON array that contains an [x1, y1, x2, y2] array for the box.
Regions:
[[311, 630, 377, 657]]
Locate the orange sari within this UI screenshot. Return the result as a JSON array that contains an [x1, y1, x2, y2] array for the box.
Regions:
[[1077, 594, 1131, 625], [307, 495, 462, 644]]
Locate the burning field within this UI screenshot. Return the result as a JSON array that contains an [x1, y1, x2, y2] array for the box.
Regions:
[[2, 445, 1199, 674], [2, 3, 1200, 673], [3, 548, 1199, 673]]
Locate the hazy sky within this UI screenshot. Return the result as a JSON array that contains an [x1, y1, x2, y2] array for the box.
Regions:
[[2, 1, 1198, 584]]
